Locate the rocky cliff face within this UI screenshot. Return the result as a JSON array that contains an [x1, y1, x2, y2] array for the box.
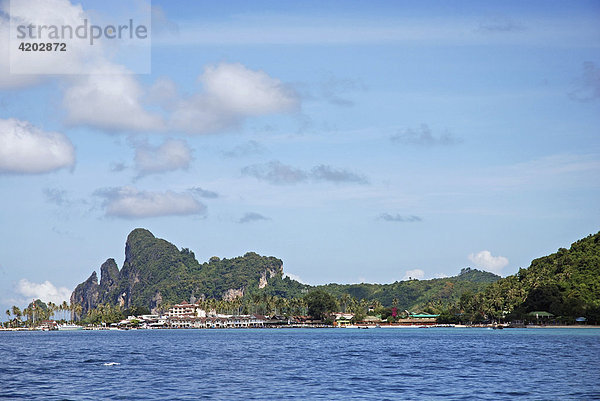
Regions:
[[70, 271, 100, 317], [70, 228, 285, 317]]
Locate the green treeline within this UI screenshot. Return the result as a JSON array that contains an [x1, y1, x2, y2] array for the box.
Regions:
[[29, 229, 600, 326], [445, 232, 600, 324]]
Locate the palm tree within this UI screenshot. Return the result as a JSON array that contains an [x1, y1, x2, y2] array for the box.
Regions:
[[340, 294, 351, 313], [74, 303, 83, 322], [273, 296, 287, 316], [251, 293, 261, 314], [12, 305, 21, 319], [47, 302, 56, 321], [359, 299, 369, 314], [61, 300, 68, 322], [5, 309, 11, 328], [22, 307, 32, 327]]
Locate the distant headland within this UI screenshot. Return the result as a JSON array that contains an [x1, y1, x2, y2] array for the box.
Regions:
[[3, 228, 599, 330]]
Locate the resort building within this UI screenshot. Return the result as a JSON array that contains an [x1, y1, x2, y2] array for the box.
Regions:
[[167, 314, 265, 329], [333, 313, 354, 327], [167, 302, 206, 318]]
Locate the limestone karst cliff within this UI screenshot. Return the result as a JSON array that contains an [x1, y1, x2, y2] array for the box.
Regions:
[[71, 228, 284, 316]]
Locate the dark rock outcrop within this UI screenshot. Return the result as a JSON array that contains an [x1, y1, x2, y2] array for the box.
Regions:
[[70, 228, 285, 317], [70, 271, 100, 318], [99, 259, 120, 291]]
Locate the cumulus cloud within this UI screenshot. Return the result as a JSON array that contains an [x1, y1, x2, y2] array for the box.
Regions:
[[170, 63, 299, 134], [379, 213, 422, 222], [403, 269, 425, 280], [63, 64, 165, 132], [2, 1, 298, 135], [0, 0, 88, 88], [238, 212, 271, 224], [204, 62, 298, 115], [0, 118, 75, 174], [0, 11, 40, 88], [311, 164, 369, 184], [569, 61, 600, 102], [242, 160, 369, 185], [189, 187, 219, 199], [16, 279, 72, 305], [391, 124, 462, 147], [95, 187, 206, 218], [468, 250, 508, 275], [134, 139, 192, 177]]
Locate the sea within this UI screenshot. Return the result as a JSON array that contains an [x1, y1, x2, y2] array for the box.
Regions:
[[1, 328, 599, 400]]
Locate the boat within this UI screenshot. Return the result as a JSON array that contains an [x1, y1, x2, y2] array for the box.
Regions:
[[57, 324, 83, 331]]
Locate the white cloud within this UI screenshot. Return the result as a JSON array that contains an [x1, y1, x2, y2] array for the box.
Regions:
[[1, 0, 123, 84], [0, 0, 82, 88], [2, 0, 159, 132], [202, 62, 298, 115], [170, 63, 299, 134], [134, 139, 192, 177], [0, 118, 75, 174], [2, 1, 297, 136], [283, 272, 306, 284], [64, 62, 299, 134], [63, 63, 165, 132], [468, 250, 508, 275], [403, 269, 425, 280], [16, 279, 72, 305], [0, 14, 40, 88], [95, 187, 206, 218]]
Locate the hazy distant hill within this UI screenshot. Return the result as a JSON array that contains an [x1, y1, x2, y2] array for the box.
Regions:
[[316, 268, 500, 311]]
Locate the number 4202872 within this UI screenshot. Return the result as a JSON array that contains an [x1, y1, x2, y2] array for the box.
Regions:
[[18, 42, 66, 51]]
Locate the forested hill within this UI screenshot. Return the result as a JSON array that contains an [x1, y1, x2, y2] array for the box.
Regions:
[[71, 228, 501, 317], [315, 268, 500, 311], [71, 228, 285, 317], [73, 229, 600, 321], [459, 231, 600, 323]]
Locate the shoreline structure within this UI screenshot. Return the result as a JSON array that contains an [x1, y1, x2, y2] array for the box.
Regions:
[[1, 324, 599, 332]]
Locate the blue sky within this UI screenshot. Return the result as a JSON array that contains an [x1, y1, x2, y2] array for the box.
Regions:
[[1, 0, 599, 315]]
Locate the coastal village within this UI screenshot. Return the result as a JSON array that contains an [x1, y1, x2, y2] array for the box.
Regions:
[[3, 299, 572, 331], [1, 300, 452, 331], [3, 230, 588, 332]]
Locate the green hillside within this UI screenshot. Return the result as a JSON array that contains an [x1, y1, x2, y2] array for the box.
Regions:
[[459, 231, 600, 323], [71, 228, 285, 316], [71, 228, 600, 323], [315, 268, 499, 311]]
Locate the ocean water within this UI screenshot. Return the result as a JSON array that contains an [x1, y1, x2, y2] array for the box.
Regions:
[[1, 328, 599, 400]]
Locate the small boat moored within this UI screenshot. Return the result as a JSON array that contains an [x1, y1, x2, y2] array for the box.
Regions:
[[57, 324, 83, 331]]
